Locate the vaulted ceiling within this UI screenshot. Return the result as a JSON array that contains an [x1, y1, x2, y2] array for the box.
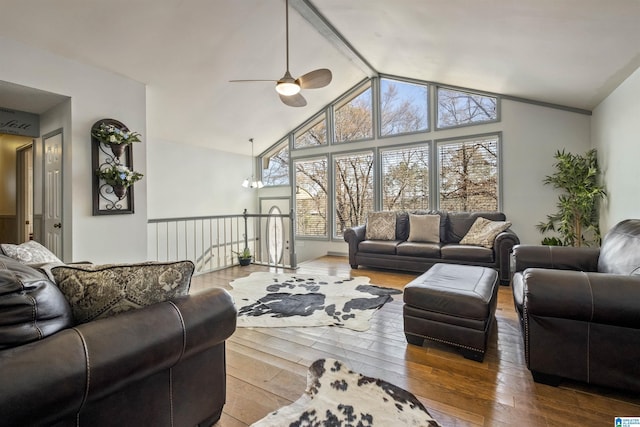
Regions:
[[1, 0, 639, 155]]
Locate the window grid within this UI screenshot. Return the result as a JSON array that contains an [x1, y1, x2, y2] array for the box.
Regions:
[[294, 157, 328, 237], [380, 78, 429, 137], [436, 87, 498, 129], [437, 135, 500, 211], [380, 144, 430, 211], [333, 151, 374, 238]]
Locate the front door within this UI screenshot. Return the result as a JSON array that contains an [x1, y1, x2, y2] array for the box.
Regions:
[[43, 130, 63, 258], [259, 197, 291, 267]]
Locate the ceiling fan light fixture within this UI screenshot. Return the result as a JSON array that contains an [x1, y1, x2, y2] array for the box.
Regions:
[[276, 81, 301, 96]]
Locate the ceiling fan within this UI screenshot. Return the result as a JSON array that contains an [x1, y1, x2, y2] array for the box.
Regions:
[[229, 0, 332, 107]]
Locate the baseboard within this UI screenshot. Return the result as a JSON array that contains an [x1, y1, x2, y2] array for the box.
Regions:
[[326, 251, 348, 257]]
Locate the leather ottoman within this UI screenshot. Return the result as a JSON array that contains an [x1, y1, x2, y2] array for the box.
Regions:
[[403, 263, 499, 362]]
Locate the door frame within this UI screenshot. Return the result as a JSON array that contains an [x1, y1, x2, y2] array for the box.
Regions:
[[41, 128, 64, 258], [15, 142, 34, 243]]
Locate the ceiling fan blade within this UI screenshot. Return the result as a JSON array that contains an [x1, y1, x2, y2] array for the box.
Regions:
[[229, 79, 278, 83], [297, 69, 332, 89], [279, 92, 307, 107]]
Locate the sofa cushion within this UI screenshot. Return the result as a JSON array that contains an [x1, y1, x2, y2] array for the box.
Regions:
[[0, 255, 73, 349], [447, 212, 506, 243], [365, 211, 397, 240], [459, 217, 512, 248], [408, 214, 440, 243], [51, 261, 195, 323], [396, 242, 441, 258], [1, 240, 62, 265], [441, 244, 494, 262], [598, 219, 640, 275], [358, 240, 400, 255]]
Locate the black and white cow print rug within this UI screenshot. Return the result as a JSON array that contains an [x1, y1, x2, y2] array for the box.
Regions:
[[252, 358, 440, 427], [228, 272, 402, 331]]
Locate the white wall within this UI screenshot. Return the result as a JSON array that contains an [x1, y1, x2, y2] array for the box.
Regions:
[[592, 66, 640, 231], [147, 139, 256, 218], [1, 36, 147, 263]]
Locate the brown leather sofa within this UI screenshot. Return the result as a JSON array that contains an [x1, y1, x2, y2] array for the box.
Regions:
[[0, 254, 237, 426], [344, 211, 519, 284], [511, 219, 640, 392]]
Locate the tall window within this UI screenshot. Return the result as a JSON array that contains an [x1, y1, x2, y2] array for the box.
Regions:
[[334, 151, 374, 238], [380, 78, 428, 136], [334, 84, 373, 143], [294, 157, 328, 237], [261, 139, 289, 186], [294, 114, 327, 149], [437, 87, 498, 129], [381, 145, 430, 211], [438, 135, 499, 211]]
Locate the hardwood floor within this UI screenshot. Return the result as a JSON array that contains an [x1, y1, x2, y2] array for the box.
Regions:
[[192, 256, 640, 426]]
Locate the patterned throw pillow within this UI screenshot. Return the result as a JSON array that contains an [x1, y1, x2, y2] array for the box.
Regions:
[[51, 260, 195, 323], [459, 217, 512, 249], [0, 240, 62, 265], [407, 214, 441, 243], [365, 212, 397, 241]]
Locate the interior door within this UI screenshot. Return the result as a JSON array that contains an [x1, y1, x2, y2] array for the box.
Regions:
[[16, 143, 33, 242], [259, 197, 291, 266], [43, 130, 63, 258]]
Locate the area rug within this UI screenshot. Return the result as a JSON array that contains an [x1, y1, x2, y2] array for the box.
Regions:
[[252, 358, 440, 427], [228, 272, 402, 331]]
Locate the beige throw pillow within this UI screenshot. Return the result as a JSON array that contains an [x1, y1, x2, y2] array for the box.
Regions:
[[51, 260, 194, 323], [365, 211, 397, 240], [459, 217, 512, 248], [408, 214, 440, 243]]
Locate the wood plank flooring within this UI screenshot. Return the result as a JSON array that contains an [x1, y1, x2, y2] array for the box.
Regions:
[[191, 256, 640, 426]]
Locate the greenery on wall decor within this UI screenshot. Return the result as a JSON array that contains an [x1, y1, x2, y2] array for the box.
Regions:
[[537, 148, 606, 247]]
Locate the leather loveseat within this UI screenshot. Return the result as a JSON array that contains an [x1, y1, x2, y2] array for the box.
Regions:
[[0, 254, 237, 426], [511, 219, 640, 392], [344, 211, 519, 284]]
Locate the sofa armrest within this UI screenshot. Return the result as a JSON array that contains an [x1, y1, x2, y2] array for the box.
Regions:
[[494, 229, 520, 283], [344, 225, 366, 267], [523, 268, 640, 327], [512, 244, 600, 273], [0, 287, 236, 426]]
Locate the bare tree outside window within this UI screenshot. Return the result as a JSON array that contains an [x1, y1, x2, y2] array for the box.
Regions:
[[381, 146, 430, 210], [438, 136, 499, 211], [262, 141, 289, 186], [334, 87, 373, 142], [295, 115, 327, 148], [294, 158, 328, 237], [437, 87, 497, 128], [380, 78, 428, 136], [334, 152, 374, 238]]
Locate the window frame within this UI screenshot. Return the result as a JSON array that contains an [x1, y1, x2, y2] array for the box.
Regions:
[[292, 110, 329, 150], [260, 136, 291, 187], [435, 132, 503, 212], [332, 80, 374, 145], [378, 140, 433, 211], [435, 85, 501, 130], [331, 148, 376, 240], [378, 76, 430, 139], [292, 155, 330, 240]]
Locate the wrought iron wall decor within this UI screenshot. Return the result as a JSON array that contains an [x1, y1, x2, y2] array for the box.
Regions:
[[92, 118, 137, 215]]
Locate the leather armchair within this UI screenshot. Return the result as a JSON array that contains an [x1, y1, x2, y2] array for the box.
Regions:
[[511, 219, 640, 392]]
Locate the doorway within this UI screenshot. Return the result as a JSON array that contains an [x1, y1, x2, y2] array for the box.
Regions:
[[16, 143, 34, 242]]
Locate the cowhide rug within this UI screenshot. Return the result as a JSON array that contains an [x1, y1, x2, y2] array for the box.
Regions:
[[252, 358, 440, 427], [228, 272, 401, 331]]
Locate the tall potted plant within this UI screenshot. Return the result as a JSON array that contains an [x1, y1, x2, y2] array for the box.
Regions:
[[537, 148, 606, 247]]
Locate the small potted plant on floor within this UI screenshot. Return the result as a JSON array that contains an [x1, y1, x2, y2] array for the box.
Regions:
[[233, 248, 252, 266]]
